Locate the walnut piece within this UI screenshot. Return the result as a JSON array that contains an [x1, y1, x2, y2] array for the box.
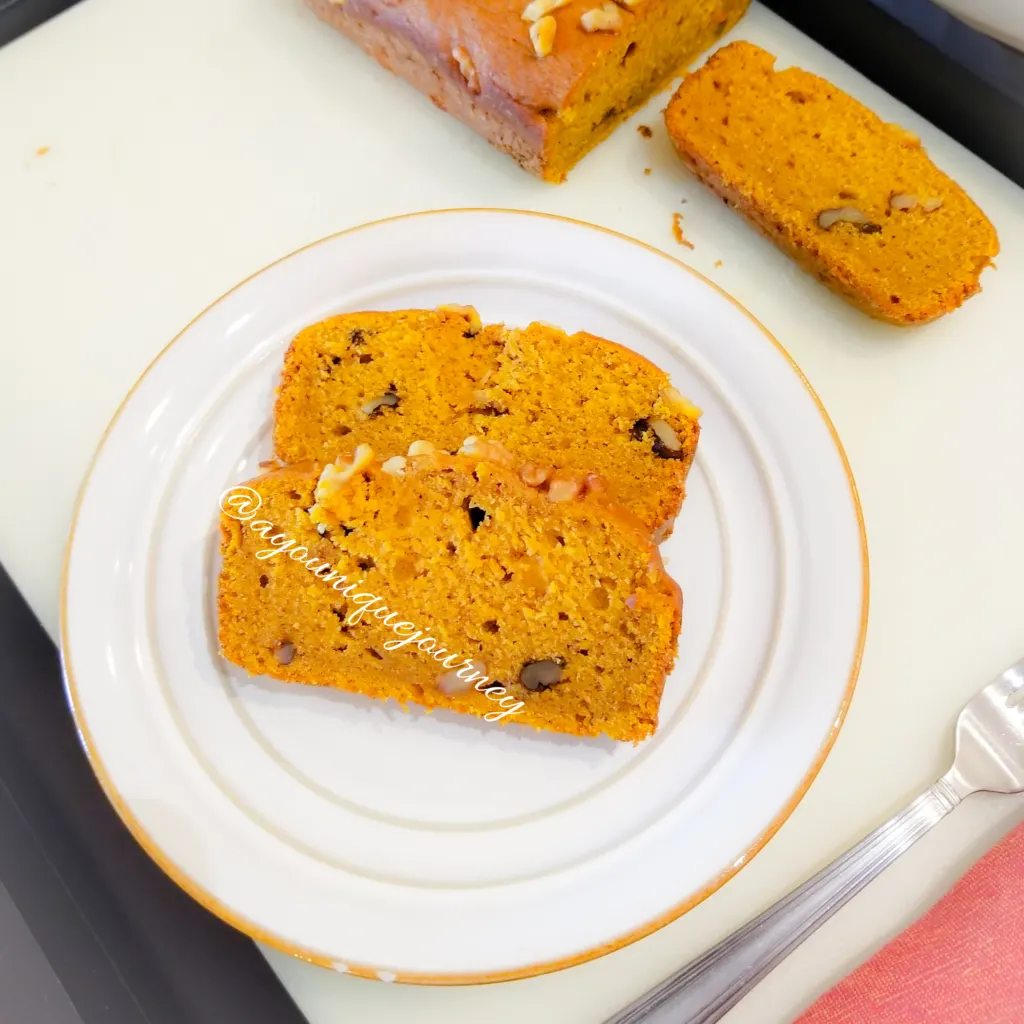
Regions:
[[890, 193, 919, 211], [274, 642, 296, 665], [649, 418, 682, 455], [360, 391, 398, 417], [451, 46, 480, 94], [315, 445, 375, 505], [633, 418, 685, 460], [890, 192, 943, 214], [459, 436, 517, 467], [437, 660, 486, 695], [380, 456, 407, 477], [581, 3, 623, 31], [520, 659, 564, 691], [522, 0, 570, 21], [547, 469, 583, 502], [407, 440, 436, 457], [817, 207, 881, 233], [661, 385, 703, 420], [438, 303, 482, 335], [530, 15, 557, 57], [520, 464, 552, 487]]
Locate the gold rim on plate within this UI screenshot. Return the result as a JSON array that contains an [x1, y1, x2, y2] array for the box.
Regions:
[[60, 207, 869, 985]]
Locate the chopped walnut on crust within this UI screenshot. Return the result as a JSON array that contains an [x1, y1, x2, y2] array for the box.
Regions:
[[522, 0, 571, 20], [529, 15, 557, 57], [581, 3, 623, 31], [451, 46, 480, 94]]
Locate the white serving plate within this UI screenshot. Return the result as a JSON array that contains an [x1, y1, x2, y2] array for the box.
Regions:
[[61, 209, 867, 983]]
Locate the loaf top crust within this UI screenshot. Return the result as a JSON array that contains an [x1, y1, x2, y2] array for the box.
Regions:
[[340, 0, 654, 110], [665, 42, 1000, 324]]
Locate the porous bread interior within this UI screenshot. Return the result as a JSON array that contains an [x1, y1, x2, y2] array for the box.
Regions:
[[663, 42, 999, 324], [273, 310, 699, 536], [218, 458, 680, 742], [541, 0, 749, 182]]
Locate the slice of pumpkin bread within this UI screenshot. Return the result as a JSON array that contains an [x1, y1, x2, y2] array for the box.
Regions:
[[218, 443, 681, 742], [664, 42, 999, 325], [273, 307, 701, 538]]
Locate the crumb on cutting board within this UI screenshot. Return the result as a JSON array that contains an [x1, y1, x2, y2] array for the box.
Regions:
[[714, 259, 723, 267], [672, 212, 694, 249], [638, 125, 653, 138], [644, 168, 652, 175], [35, 146, 50, 157]]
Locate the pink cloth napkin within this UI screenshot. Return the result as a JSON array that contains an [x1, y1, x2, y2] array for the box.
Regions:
[[796, 820, 1024, 1024]]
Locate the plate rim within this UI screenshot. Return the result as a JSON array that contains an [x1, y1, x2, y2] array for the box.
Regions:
[[59, 207, 870, 985]]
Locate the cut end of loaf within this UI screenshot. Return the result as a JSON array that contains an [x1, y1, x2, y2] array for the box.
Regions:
[[537, 0, 750, 181]]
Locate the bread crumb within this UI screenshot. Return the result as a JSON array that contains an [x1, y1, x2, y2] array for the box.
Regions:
[[714, 259, 723, 267], [35, 146, 50, 157], [644, 167, 651, 175], [672, 213, 694, 249], [637, 125, 653, 138]]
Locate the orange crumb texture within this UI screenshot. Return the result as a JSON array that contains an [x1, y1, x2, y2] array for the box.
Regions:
[[273, 308, 701, 537], [672, 212, 695, 249], [218, 454, 681, 742], [664, 41, 999, 325]]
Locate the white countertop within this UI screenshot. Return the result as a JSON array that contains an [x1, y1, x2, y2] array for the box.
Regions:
[[2, 1, 1023, 1020]]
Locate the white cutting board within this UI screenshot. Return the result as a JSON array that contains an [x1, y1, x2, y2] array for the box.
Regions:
[[1, 2, 1023, 1022]]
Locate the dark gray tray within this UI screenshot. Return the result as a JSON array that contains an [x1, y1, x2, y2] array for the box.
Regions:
[[0, 563, 309, 1024]]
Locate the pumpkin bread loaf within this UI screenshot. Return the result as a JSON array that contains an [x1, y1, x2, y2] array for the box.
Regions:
[[664, 42, 999, 325], [302, 0, 749, 182], [218, 445, 681, 742], [273, 307, 701, 538]]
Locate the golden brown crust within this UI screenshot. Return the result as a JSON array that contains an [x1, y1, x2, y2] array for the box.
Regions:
[[664, 42, 999, 325], [303, 0, 749, 181]]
